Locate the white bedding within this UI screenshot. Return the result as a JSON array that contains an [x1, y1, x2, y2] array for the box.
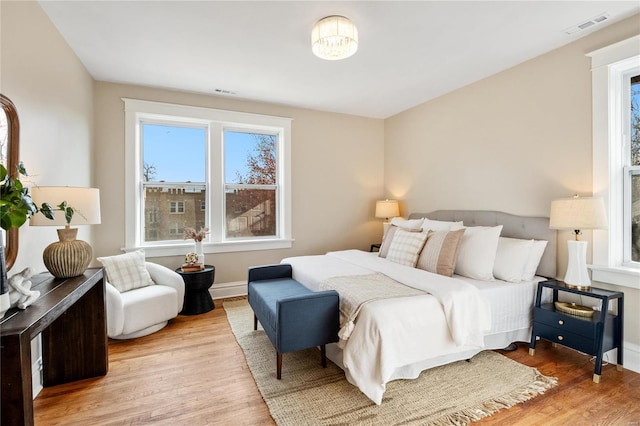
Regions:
[[282, 249, 544, 405]]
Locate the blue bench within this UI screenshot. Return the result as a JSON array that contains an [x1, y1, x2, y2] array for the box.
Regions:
[[247, 264, 340, 379]]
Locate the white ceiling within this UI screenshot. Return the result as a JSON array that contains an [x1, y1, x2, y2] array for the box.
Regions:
[[38, 1, 640, 119]]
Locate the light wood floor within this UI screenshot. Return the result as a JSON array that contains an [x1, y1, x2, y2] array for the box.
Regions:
[[34, 298, 640, 425]]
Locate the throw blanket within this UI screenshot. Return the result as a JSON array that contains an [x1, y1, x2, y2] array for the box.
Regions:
[[327, 250, 491, 348], [320, 273, 424, 346]]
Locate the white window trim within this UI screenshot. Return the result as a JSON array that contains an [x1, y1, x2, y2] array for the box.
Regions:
[[588, 35, 640, 289], [123, 98, 293, 257]]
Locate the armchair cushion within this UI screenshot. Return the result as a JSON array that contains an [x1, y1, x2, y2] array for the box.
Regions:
[[97, 250, 154, 292]]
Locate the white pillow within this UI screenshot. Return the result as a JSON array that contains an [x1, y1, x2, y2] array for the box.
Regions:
[[454, 225, 503, 281], [386, 228, 429, 267], [390, 217, 424, 230], [421, 218, 464, 232], [493, 237, 534, 282], [97, 250, 154, 293], [522, 240, 548, 281]]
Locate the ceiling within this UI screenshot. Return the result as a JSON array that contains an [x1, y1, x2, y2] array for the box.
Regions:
[[38, 1, 640, 119]]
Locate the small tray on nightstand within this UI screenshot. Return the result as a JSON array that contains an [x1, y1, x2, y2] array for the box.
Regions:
[[554, 301, 594, 318]]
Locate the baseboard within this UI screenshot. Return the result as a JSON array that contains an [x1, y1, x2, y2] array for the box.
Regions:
[[210, 281, 247, 300], [620, 341, 640, 374]]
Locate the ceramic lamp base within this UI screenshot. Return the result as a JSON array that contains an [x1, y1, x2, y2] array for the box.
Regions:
[[43, 227, 92, 278], [564, 240, 591, 290]]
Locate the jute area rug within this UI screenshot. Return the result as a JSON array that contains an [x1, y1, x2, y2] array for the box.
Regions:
[[224, 300, 557, 426]]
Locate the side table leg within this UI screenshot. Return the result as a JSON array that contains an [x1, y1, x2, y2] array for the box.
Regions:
[[593, 374, 601, 383], [529, 348, 535, 356]]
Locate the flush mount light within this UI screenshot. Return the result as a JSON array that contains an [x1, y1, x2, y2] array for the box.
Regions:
[[311, 15, 358, 60]]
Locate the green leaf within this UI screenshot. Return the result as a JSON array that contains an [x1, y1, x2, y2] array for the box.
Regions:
[[39, 203, 54, 220], [16, 161, 27, 176]]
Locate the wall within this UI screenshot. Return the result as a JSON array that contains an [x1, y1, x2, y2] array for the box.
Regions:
[[93, 82, 384, 284], [1, 1, 95, 275], [384, 14, 640, 366]]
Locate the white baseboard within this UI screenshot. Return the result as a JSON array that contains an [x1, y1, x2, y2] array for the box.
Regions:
[[210, 280, 247, 300], [32, 357, 43, 398], [619, 341, 640, 374]]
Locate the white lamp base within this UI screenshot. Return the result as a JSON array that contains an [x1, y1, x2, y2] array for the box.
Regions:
[[564, 240, 591, 289]]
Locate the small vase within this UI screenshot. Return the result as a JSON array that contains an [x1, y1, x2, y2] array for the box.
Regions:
[[194, 241, 205, 266]]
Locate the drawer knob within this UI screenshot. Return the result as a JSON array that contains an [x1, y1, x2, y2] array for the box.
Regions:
[[558, 320, 564, 325], [558, 335, 564, 341]]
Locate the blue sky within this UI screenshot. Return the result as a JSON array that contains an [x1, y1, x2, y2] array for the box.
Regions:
[[142, 124, 256, 182]]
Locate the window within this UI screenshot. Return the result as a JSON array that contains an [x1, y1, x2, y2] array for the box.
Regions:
[[224, 130, 277, 239], [628, 76, 640, 263], [588, 35, 640, 288], [124, 98, 292, 257], [169, 201, 186, 214]]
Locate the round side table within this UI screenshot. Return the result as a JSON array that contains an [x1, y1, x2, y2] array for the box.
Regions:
[[175, 265, 215, 315]]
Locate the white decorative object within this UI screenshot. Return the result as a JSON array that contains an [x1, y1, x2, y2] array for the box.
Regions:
[[549, 196, 607, 289], [311, 15, 358, 61], [194, 241, 204, 265], [8, 267, 40, 310]]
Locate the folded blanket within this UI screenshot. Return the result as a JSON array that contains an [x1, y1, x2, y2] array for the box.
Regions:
[[327, 250, 491, 348], [320, 273, 424, 346]]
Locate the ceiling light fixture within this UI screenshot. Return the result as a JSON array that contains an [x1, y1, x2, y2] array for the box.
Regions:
[[311, 15, 358, 61]]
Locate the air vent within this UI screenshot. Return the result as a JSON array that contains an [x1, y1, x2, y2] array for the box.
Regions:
[[564, 12, 609, 35], [214, 88, 237, 95]]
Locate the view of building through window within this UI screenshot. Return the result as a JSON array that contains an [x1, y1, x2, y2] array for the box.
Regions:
[[141, 124, 278, 242], [224, 131, 277, 239]]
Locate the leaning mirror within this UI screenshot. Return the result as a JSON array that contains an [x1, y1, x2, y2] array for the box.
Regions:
[[1, 94, 20, 270]]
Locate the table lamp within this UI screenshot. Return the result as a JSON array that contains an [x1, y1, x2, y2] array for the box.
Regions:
[[375, 199, 400, 236], [375, 200, 399, 221], [549, 195, 607, 289], [30, 187, 101, 278]]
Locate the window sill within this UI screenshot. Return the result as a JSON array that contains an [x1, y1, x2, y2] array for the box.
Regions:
[[589, 265, 640, 290], [124, 238, 294, 258]]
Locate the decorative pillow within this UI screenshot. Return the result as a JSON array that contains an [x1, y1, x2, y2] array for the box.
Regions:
[[385, 228, 429, 267], [493, 237, 534, 282], [522, 240, 548, 281], [454, 225, 503, 281], [416, 229, 465, 277], [390, 217, 424, 230], [97, 250, 154, 293], [379, 225, 421, 258], [421, 218, 464, 232]]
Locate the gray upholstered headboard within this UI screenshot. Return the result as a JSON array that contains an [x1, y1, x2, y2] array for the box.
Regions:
[[408, 210, 557, 279]]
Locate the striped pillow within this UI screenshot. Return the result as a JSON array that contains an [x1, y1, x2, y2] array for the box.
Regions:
[[97, 250, 154, 293], [386, 229, 429, 267], [416, 229, 465, 277]]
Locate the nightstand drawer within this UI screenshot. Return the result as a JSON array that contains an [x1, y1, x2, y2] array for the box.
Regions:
[[533, 322, 598, 355], [534, 305, 598, 338]]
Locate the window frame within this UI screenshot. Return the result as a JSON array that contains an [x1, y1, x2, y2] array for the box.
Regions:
[[588, 35, 640, 289], [124, 98, 292, 257]]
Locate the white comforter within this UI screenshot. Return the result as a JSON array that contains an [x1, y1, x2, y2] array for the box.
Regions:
[[282, 250, 493, 404]]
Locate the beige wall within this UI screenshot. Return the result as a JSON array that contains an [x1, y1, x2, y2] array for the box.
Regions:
[[1, 1, 95, 275], [93, 82, 384, 283], [384, 14, 640, 349]]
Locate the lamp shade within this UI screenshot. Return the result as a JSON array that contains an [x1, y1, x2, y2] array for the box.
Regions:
[[311, 15, 358, 60], [375, 200, 400, 219], [550, 196, 607, 289], [30, 187, 101, 226], [549, 196, 607, 230]]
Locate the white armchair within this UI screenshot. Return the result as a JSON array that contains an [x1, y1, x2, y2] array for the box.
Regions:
[[105, 262, 185, 339]]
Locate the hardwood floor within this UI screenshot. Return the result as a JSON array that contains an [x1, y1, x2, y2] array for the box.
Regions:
[[33, 298, 640, 425]]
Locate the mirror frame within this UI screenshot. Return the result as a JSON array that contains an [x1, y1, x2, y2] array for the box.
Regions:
[[1, 94, 20, 271]]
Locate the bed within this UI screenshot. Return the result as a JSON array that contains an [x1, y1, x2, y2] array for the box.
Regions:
[[281, 210, 556, 405]]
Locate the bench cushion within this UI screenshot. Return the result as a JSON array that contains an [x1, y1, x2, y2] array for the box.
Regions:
[[249, 278, 312, 333]]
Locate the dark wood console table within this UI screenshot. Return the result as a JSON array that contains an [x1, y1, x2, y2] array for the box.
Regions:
[[1, 268, 108, 426]]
